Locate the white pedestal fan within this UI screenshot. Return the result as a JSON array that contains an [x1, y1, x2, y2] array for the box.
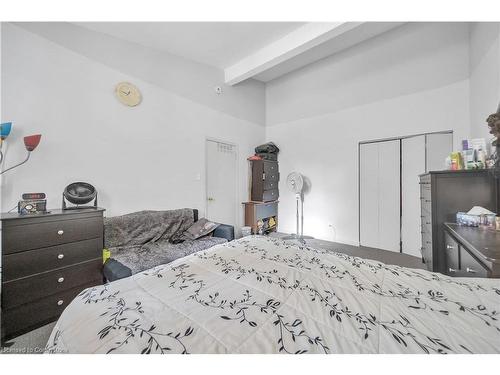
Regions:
[[282, 172, 314, 243]]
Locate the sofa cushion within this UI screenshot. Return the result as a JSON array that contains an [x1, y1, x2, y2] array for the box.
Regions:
[[182, 218, 220, 240], [103, 258, 132, 281]]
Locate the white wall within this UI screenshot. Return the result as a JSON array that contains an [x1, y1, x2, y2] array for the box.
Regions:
[[3, 21, 500, 249], [0, 23, 265, 228], [469, 23, 500, 143], [266, 23, 472, 245]]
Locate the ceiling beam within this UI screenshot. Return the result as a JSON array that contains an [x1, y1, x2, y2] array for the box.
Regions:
[[224, 22, 402, 85]]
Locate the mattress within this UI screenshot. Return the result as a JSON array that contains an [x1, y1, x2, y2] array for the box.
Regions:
[[45, 236, 500, 354]]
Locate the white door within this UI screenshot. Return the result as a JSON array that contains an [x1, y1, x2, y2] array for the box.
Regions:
[[206, 140, 237, 227], [360, 140, 400, 252], [401, 135, 426, 257]]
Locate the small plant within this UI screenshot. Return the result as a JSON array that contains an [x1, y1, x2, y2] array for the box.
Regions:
[[486, 108, 500, 175], [486, 112, 500, 146]]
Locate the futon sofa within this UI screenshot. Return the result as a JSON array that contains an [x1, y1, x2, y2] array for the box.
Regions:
[[102, 208, 234, 282]]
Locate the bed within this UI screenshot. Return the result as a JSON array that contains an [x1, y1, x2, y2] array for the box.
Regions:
[[45, 236, 500, 354]]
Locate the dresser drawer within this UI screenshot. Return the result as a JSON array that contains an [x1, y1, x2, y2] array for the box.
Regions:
[[421, 230, 433, 270], [255, 202, 278, 220], [1, 281, 100, 342], [421, 231, 432, 251], [2, 216, 103, 254], [263, 179, 278, 191], [263, 161, 279, 175], [458, 248, 489, 278], [420, 197, 432, 215], [421, 216, 432, 233], [2, 238, 102, 282], [2, 259, 103, 308], [262, 189, 279, 202], [264, 172, 279, 183], [444, 232, 459, 276]]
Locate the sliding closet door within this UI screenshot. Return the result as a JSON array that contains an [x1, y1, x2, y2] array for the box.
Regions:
[[426, 133, 453, 171], [377, 140, 401, 251], [360, 143, 379, 248], [401, 136, 426, 257], [360, 140, 400, 252]]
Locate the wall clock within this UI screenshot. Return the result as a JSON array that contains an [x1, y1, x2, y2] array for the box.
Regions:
[[115, 82, 142, 107]]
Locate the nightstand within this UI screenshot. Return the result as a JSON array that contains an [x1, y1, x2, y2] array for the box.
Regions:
[[1, 208, 105, 343]]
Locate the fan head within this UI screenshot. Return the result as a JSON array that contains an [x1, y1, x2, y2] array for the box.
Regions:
[[63, 182, 96, 205], [286, 172, 304, 193]]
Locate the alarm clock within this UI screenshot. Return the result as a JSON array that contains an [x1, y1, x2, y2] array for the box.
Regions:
[[22, 192, 46, 200]]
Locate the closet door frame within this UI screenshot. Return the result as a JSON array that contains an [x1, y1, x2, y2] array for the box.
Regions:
[[358, 130, 453, 253]]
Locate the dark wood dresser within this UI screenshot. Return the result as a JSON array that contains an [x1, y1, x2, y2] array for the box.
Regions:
[[419, 170, 497, 274], [444, 223, 500, 278], [251, 160, 280, 202], [1, 208, 105, 343]]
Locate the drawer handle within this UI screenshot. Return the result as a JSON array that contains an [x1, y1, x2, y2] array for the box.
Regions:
[[57, 254, 65, 259], [57, 230, 64, 235], [425, 222, 431, 225], [446, 244, 454, 250], [58, 277, 65, 283], [57, 300, 64, 306], [466, 267, 477, 274], [448, 268, 457, 273]]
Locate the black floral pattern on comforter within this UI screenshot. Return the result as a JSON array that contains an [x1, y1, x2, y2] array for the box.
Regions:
[[46, 236, 500, 354]]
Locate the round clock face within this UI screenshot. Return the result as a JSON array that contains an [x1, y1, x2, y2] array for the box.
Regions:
[[115, 82, 142, 107]]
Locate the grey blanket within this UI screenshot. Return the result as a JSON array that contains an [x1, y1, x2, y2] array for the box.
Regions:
[[104, 209, 195, 248], [104, 209, 226, 275], [111, 237, 227, 274]]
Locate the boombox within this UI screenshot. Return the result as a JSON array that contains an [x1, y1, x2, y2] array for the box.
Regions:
[[18, 193, 47, 215]]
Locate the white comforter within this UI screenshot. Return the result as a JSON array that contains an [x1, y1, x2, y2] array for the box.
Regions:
[[45, 236, 500, 354]]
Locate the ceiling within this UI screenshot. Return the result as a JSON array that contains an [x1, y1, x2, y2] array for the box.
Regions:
[[75, 22, 403, 85], [75, 22, 304, 69]]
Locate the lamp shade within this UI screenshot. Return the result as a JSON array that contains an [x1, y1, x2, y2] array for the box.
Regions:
[[0, 122, 12, 140], [24, 134, 42, 151]]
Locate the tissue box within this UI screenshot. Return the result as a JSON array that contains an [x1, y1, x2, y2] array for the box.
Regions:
[[456, 212, 480, 227], [456, 212, 496, 227]]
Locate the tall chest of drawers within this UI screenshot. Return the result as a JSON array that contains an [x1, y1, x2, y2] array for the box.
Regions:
[[1, 208, 105, 343], [419, 170, 497, 275], [251, 160, 280, 202]]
